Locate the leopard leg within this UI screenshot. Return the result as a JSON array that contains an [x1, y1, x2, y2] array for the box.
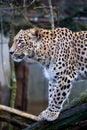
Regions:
[[38, 75, 73, 121], [38, 48, 77, 121], [38, 80, 56, 121]]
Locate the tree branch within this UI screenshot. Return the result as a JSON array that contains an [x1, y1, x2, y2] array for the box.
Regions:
[[48, 0, 55, 29], [23, 103, 87, 130], [0, 105, 38, 121], [0, 103, 87, 129]]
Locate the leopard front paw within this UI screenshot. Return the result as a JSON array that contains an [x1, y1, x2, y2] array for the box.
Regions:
[[38, 109, 60, 121]]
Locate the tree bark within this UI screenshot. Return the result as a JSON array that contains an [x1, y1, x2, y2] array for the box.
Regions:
[[23, 103, 87, 130]]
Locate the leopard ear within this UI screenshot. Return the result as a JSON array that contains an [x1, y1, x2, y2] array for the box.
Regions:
[[19, 29, 23, 33], [30, 27, 41, 40]]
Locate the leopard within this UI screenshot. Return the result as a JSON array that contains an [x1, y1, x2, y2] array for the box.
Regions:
[[9, 27, 87, 121]]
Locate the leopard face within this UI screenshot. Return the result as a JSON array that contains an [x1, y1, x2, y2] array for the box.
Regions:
[[9, 29, 36, 62]]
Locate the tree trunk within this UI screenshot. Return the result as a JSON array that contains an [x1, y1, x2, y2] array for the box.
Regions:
[[15, 61, 29, 111]]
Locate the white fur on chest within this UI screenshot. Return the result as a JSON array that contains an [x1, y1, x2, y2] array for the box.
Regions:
[[43, 67, 54, 80]]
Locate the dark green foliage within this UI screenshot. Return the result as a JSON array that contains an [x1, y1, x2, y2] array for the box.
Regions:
[[1, 0, 87, 35], [59, 17, 87, 31], [58, 2, 87, 31]]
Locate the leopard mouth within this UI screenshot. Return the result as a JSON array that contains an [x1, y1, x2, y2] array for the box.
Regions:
[[11, 54, 25, 62], [10, 50, 35, 63]]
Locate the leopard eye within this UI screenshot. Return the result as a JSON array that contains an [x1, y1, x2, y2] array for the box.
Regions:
[[18, 42, 22, 47], [17, 39, 25, 47]]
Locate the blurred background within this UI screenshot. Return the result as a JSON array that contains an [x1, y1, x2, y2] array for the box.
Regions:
[[0, 0, 87, 130]]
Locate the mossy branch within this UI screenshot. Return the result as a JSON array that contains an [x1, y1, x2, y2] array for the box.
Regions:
[[23, 103, 87, 130]]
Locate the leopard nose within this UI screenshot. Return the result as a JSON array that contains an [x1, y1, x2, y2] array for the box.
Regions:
[[9, 46, 15, 55], [9, 50, 14, 55]]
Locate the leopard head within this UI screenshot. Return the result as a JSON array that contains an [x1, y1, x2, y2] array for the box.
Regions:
[[9, 28, 43, 62]]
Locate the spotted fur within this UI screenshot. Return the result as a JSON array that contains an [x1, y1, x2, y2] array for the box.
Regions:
[[10, 27, 87, 121]]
